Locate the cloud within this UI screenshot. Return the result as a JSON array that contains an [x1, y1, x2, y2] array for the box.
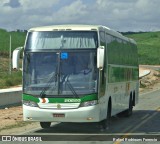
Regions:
[[51, 0, 88, 23], [0, 0, 60, 30], [0, 0, 160, 31], [19, 0, 59, 10], [3, 0, 21, 8], [93, 0, 160, 31]]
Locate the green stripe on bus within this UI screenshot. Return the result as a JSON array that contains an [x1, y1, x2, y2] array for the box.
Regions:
[[23, 94, 39, 103], [81, 93, 97, 102], [23, 93, 98, 103]]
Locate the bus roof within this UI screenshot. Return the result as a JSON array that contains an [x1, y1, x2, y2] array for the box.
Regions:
[[28, 25, 136, 44]]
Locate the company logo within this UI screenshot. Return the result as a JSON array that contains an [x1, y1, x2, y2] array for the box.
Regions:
[[64, 99, 81, 103], [57, 104, 61, 109], [39, 98, 49, 103]]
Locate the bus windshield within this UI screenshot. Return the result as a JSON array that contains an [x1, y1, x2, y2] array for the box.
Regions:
[[26, 31, 98, 49], [23, 51, 98, 97]]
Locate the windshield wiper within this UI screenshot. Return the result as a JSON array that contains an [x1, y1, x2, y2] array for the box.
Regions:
[[65, 75, 79, 98], [40, 72, 57, 98]]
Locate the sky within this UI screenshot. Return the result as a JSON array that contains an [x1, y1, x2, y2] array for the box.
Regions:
[[0, 0, 160, 32]]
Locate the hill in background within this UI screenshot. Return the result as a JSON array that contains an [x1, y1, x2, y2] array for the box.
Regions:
[[124, 32, 160, 65], [0, 28, 159, 65]]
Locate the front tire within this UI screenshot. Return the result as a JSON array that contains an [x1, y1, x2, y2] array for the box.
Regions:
[[40, 122, 51, 129], [100, 100, 111, 130]]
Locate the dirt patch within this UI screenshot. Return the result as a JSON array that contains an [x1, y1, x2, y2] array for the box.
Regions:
[[0, 106, 40, 135], [0, 106, 22, 129], [139, 67, 160, 93]]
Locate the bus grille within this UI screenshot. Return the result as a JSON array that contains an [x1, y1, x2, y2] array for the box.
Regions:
[[38, 103, 80, 109]]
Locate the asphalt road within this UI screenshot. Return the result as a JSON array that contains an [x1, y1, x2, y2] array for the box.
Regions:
[[1, 89, 160, 144]]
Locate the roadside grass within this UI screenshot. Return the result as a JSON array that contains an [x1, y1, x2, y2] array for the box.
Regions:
[[126, 31, 160, 65], [0, 73, 22, 89], [0, 57, 22, 89], [0, 28, 26, 56], [0, 71, 22, 89]]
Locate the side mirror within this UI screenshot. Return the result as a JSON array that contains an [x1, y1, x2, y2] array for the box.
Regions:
[[12, 47, 23, 70], [97, 46, 104, 70]]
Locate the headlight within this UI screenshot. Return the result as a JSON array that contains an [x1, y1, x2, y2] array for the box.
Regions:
[[80, 100, 98, 107], [23, 100, 39, 107]]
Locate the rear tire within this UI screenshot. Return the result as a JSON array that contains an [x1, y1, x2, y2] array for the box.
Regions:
[[106, 103, 111, 128], [40, 122, 51, 129], [125, 97, 133, 117]]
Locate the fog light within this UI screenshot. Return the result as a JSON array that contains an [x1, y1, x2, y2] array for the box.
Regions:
[[87, 117, 93, 120], [27, 117, 32, 120]]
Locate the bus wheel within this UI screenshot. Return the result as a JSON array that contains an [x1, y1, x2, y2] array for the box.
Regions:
[[40, 122, 51, 129], [126, 97, 133, 117], [106, 104, 111, 129], [100, 101, 111, 130]]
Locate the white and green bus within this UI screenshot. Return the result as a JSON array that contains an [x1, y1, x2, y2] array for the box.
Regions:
[[12, 25, 139, 129]]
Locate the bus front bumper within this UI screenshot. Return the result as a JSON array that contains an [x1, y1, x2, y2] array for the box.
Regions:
[[23, 104, 100, 122]]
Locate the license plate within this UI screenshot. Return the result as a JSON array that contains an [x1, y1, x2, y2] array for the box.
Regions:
[[53, 114, 65, 117]]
